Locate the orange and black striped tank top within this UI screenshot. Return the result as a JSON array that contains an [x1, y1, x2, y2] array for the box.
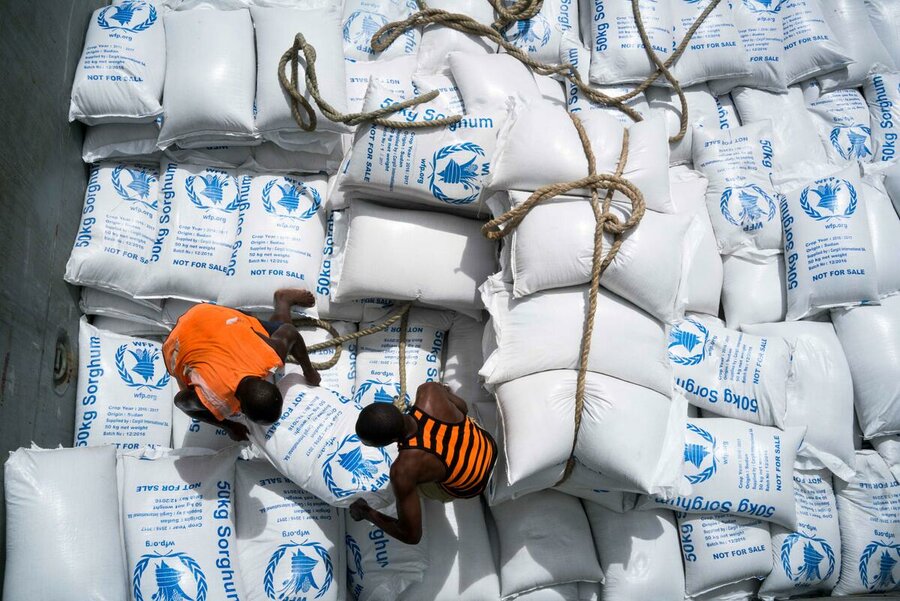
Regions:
[[398, 406, 498, 499]]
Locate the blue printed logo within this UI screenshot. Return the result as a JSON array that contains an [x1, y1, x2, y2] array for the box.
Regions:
[[683, 423, 717, 485], [97, 1, 158, 32], [345, 534, 364, 601], [830, 124, 873, 160], [261, 176, 321, 220], [859, 541, 900, 592], [799, 177, 858, 221], [133, 552, 207, 601], [668, 318, 709, 367], [720, 183, 777, 232], [353, 378, 410, 410], [116, 341, 170, 390], [343, 10, 389, 55], [322, 434, 392, 499], [265, 541, 333, 601], [112, 165, 158, 210], [781, 533, 836, 584], [429, 143, 487, 205], [185, 171, 242, 213], [504, 13, 551, 51], [741, 0, 788, 13]]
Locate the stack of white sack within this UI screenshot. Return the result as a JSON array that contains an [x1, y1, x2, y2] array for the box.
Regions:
[[353, 306, 451, 407], [638, 418, 805, 529], [74, 317, 174, 449], [832, 450, 900, 595], [490, 490, 603, 599]]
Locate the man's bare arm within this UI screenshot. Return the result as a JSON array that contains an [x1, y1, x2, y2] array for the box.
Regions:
[[352, 467, 423, 544]]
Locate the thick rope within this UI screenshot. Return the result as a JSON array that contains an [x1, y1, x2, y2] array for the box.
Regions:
[[290, 317, 343, 370], [488, 0, 544, 31], [278, 33, 461, 131]]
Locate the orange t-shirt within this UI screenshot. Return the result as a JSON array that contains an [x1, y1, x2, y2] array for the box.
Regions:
[[162, 304, 284, 420]]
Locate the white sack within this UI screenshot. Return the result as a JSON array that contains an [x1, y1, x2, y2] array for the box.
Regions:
[[679, 512, 773, 597], [158, 9, 257, 148], [669, 166, 722, 317], [341, 0, 420, 62], [92, 315, 169, 338], [883, 159, 900, 215], [491, 190, 694, 323], [779, 163, 879, 320], [80, 286, 164, 326], [69, 1, 165, 124], [639, 418, 804, 529], [497, 370, 686, 496], [693, 121, 782, 257], [416, 0, 496, 75], [480, 275, 671, 394], [669, 316, 791, 427], [715, 93, 742, 128], [442, 313, 490, 405], [759, 469, 841, 600], [121, 447, 247, 601], [805, 86, 875, 164], [345, 507, 428, 601], [345, 56, 418, 115], [722, 254, 786, 328], [645, 83, 727, 166], [780, 0, 851, 84], [448, 52, 541, 112], [489, 104, 675, 213], [241, 370, 394, 508], [670, 0, 751, 87], [583, 504, 685, 601], [399, 498, 500, 601], [863, 69, 900, 164], [235, 459, 345, 601], [831, 295, 900, 439], [172, 407, 233, 450], [354, 306, 450, 408], [491, 491, 603, 599], [862, 172, 900, 297], [871, 435, 900, 482], [217, 173, 327, 310], [817, 0, 895, 91], [164, 143, 254, 169], [742, 321, 855, 479], [499, 0, 579, 64], [65, 162, 161, 297], [708, 0, 787, 94], [864, 0, 900, 66], [314, 211, 365, 323], [832, 451, 900, 595], [331, 201, 495, 316], [74, 317, 174, 449], [588, 0, 674, 85], [3, 446, 127, 601], [137, 162, 249, 302], [298, 320, 358, 401], [249, 142, 344, 175], [83, 123, 161, 163]]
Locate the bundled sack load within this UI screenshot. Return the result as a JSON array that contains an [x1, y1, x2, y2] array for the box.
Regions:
[[668, 316, 792, 428], [743, 321, 855, 479], [863, 68, 900, 164], [721, 254, 786, 328], [583, 504, 686, 601], [138, 162, 250, 302], [120, 447, 247, 601], [639, 418, 805, 529], [804, 85, 875, 164], [83, 123, 162, 163], [480, 275, 671, 395], [490, 491, 603, 599], [217, 173, 327, 311], [832, 450, 900, 595], [779, 0, 851, 85], [74, 317, 174, 449], [158, 8, 257, 148], [345, 505, 429, 601], [678, 512, 773, 598], [817, 0, 896, 92], [487, 190, 698, 324], [831, 294, 900, 439], [251, 5, 349, 150], [235, 459, 345, 601], [239, 370, 394, 508], [398, 498, 500, 601], [354, 306, 450, 407], [4, 446, 127, 601], [69, 0, 166, 125], [778, 163, 879, 321], [330, 201, 495, 317], [65, 162, 162, 297], [495, 369, 686, 497], [759, 469, 841, 600], [692, 121, 782, 257]]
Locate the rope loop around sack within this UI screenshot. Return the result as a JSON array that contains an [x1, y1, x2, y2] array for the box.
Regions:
[[487, 0, 544, 31], [289, 303, 414, 411], [278, 33, 461, 132]]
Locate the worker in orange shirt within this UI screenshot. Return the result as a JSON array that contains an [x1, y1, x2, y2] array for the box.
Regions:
[[162, 289, 320, 442]]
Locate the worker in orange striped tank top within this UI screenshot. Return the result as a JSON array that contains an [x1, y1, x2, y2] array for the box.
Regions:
[[348, 382, 497, 544]]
